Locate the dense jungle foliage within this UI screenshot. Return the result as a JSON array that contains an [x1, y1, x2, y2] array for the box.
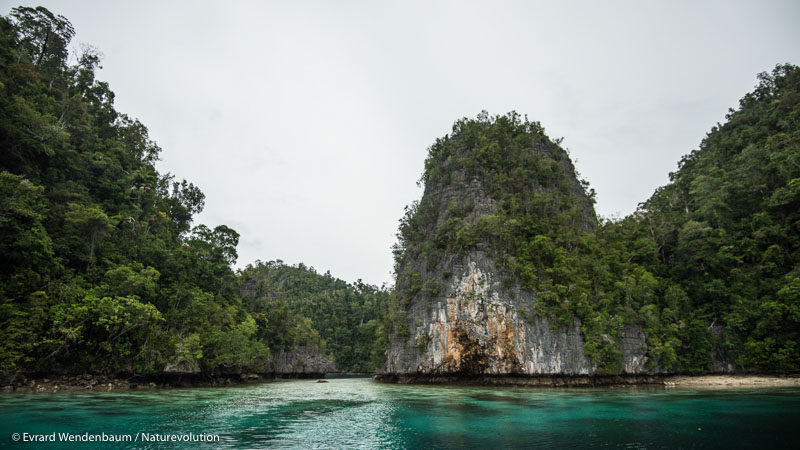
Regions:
[[2, 6, 797, 378], [627, 64, 800, 371], [241, 261, 391, 372], [0, 7, 385, 376], [391, 64, 800, 373]]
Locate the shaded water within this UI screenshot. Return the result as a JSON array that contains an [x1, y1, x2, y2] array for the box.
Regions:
[[1, 378, 799, 448]]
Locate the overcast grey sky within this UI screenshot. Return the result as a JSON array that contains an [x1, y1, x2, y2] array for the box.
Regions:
[[5, 0, 799, 286]]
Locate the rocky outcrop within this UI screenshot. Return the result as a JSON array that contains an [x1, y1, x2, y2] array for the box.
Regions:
[[161, 344, 335, 377], [382, 114, 651, 380], [383, 255, 649, 377], [164, 359, 202, 374], [268, 345, 336, 376]]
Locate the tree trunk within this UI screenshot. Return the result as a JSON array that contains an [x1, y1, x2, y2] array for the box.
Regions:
[[36, 28, 51, 68]]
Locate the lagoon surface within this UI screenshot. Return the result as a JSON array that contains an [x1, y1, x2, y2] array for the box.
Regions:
[[1, 377, 799, 448]]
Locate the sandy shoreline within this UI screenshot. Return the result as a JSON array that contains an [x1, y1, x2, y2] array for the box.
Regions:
[[663, 375, 800, 388], [373, 373, 800, 388]]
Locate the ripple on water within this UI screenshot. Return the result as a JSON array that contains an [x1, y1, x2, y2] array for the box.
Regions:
[[1, 379, 800, 448]]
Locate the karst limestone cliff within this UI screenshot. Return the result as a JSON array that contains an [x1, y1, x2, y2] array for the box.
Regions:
[[380, 113, 651, 380], [383, 255, 649, 377]]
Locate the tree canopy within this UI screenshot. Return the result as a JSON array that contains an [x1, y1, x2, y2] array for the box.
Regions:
[[0, 6, 388, 376]]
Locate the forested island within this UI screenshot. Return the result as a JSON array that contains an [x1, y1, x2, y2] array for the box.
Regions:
[[1, 7, 798, 390], [0, 7, 387, 389], [380, 65, 800, 382]]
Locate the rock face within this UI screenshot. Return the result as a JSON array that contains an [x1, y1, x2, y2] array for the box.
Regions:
[[384, 255, 649, 376], [382, 113, 650, 379], [268, 345, 336, 375]]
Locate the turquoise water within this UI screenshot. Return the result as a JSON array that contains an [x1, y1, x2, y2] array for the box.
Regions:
[[1, 378, 799, 448]]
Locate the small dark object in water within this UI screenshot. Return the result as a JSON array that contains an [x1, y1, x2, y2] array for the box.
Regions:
[[317, 379, 328, 383]]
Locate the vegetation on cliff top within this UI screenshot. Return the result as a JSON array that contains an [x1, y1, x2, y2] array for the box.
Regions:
[[391, 64, 800, 373], [390, 111, 645, 373]]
